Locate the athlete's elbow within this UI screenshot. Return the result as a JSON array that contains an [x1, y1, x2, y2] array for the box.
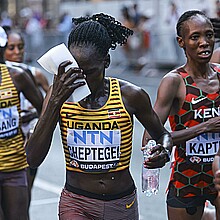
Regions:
[[26, 149, 42, 168], [26, 156, 41, 169]]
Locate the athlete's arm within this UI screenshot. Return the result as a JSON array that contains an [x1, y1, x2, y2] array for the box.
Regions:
[[25, 61, 86, 168], [213, 153, 220, 191], [11, 67, 43, 115], [142, 71, 183, 146], [143, 71, 220, 146], [35, 68, 50, 93], [121, 80, 172, 168]]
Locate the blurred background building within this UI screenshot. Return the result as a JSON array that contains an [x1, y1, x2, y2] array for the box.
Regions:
[[0, 0, 219, 70], [0, 1, 219, 218]]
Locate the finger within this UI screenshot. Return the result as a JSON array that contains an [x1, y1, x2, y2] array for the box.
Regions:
[[141, 147, 145, 151], [144, 161, 165, 169], [148, 154, 163, 162], [65, 67, 83, 79], [67, 75, 86, 88], [148, 151, 169, 163], [60, 69, 84, 87], [58, 60, 73, 77], [149, 144, 162, 154], [69, 80, 86, 89]]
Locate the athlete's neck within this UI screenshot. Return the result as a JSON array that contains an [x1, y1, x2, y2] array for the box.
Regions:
[[80, 78, 109, 109]]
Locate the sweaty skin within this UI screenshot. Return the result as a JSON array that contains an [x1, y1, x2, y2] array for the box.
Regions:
[[143, 13, 220, 220], [26, 44, 172, 196], [0, 59, 43, 220], [143, 15, 220, 146]]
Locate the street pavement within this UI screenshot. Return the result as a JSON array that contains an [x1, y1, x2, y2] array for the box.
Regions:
[[29, 57, 172, 220]]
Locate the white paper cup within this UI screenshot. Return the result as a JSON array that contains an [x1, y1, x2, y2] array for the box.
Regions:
[[37, 43, 91, 102]]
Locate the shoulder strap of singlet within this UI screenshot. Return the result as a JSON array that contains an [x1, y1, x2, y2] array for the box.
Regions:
[[176, 64, 220, 78], [175, 67, 189, 79]]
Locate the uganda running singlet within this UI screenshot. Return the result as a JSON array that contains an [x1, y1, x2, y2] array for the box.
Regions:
[[60, 77, 133, 173], [168, 65, 220, 197], [0, 64, 27, 172]]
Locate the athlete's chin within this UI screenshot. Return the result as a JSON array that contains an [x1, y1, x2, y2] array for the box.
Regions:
[[198, 57, 211, 63]]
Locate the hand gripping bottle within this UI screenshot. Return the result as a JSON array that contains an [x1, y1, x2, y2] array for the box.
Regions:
[[142, 140, 160, 197]]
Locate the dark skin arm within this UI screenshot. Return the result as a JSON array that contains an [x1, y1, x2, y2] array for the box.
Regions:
[[12, 66, 44, 123], [213, 154, 220, 192], [142, 70, 220, 146], [26, 59, 172, 169], [209, 22, 220, 189], [25, 60, 172, 196], [119, 79, 172, 169], [35, 68, 50, 93], [150, 65, 220, 194], [9, 66, 43, 115], [25, 61, 85, 168]]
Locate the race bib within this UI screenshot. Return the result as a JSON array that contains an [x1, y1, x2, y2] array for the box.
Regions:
[[67, 129, 121, 172], [0, 106, 19, 138], [186, 132, 220, 164]]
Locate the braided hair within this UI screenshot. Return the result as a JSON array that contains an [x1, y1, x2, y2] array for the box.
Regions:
[[176, 10, 211, 37], [68, 13, 133, 57]]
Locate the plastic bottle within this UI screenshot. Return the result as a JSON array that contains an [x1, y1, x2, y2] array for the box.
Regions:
[[142, 140, 160, 197]]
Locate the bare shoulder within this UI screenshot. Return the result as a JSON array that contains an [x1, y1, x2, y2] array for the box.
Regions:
[[117, 78, 146, 97], [7, 65, 32, 91], [210, 47, 220, 63], [158, 69, 183, 89], [116, 78, 150, 114], [162, 69, 182, 82], [8, 65, 27, 77], [34, 67, 45, 76], [158, 69, 186, 110]]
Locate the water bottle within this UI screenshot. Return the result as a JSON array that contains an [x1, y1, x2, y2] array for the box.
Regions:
[[142, 140, 160, 197]]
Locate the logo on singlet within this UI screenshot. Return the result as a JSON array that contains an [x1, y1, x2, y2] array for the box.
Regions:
[[191, 97, 207, 105], [0, 89, 13, 99], [108, 109, 121, 119], [189, 156, 201, 163]]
